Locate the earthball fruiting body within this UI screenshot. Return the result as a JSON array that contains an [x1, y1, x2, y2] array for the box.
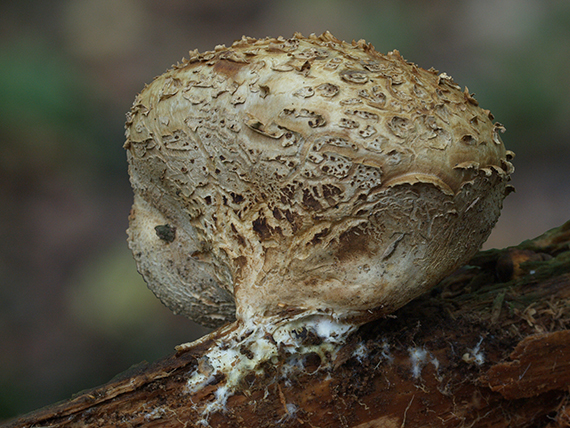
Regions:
[[125, 32, 514, 328]]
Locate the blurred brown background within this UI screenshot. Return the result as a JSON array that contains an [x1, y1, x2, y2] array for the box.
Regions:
[[1, 0, 568, 420]]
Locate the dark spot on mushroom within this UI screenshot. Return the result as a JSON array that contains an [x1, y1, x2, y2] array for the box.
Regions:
[[322, 184, 342, 203], [359, 125, 376, 138], [335, 225, 369, 262], [273, 208, 283, 220], [308, 114, 326, 128], [339, 118, 359, 129], [231, 223, 247, 247], [345, 109, 379, 120], [231, 192, 245, 204], [234, 255, 248, 277], [253, 216, 272, 240], [283, 209, 300, 233], [281, 185, 296, 201], [461, 134, 477, 145], [309, 228, 330, 245], [300, 60, 311, 72], [212, 59, 248, 78], [302, 189, 323, 211], [316, 83, 339, 97], [155, 224, 176, 243]]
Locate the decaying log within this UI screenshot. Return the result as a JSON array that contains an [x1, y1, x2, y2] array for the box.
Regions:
[[3, 220, 570, 428]]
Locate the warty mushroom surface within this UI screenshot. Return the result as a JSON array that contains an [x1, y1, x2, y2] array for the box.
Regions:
[[125, 32, 514, 331]]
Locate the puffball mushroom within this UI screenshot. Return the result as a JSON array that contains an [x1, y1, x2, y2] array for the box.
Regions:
[[125, 32, 514, 330]]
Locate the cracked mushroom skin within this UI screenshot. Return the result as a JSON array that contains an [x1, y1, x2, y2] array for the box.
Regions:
[[125, 32, 514, 329]]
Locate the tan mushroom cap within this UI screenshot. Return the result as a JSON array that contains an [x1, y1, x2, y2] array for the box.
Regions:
[[125, 32, 514, 328]]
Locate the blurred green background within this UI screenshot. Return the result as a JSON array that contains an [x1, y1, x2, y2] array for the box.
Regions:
[[1, 0, 569, 420]]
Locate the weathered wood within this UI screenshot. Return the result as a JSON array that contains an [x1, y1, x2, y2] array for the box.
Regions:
[[484, 330, 570, 400], [3, 220, 570, 428]]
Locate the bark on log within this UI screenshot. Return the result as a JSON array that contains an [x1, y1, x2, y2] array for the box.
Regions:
[[3, 220, 570, 428]]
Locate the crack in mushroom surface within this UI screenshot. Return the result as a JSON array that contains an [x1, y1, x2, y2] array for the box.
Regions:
[[124, 31, 515, 330]]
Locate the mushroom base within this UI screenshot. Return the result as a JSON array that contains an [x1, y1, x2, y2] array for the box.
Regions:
[[179, 312, 358, 423]]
